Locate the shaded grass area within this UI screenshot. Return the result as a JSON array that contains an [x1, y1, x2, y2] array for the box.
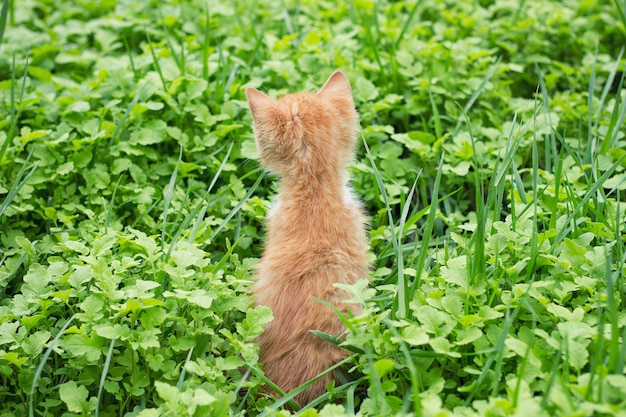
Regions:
[[0, 0, 625, 416]]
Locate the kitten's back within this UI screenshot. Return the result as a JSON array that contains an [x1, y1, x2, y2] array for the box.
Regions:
[[247, 71, 369, 405]]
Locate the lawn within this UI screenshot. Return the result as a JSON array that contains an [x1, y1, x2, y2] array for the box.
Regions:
[[1, 0, 625, 415]]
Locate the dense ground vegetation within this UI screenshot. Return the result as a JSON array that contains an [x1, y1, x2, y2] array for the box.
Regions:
[[1, 0, 625, 415]]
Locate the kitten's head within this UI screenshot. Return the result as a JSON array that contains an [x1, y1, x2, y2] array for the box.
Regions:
[[246, 71, 358, 177]]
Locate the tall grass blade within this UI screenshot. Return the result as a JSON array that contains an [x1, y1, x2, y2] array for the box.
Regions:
[[593, 47, 624, 137], [411, 154, 443, 297], [614, 0, 626, 33], [95, 338, 116, 417], [0, 54, 28, 163], [540, 340, 563, 409], [202, 3, 210, 80], [606, 248, 620, 373], [164, 196, 201, 262], [345, 382, 358, 414], [390, 326, 422, 417], [549, 148, 564, 230], [586, 303, 605, 401], [159, 10, 184, 74], [363, 343, 387, 413], [209, 170, 266, 241], [490, 112, 524, 225], [352, 1, 385, 81], [108, 85, 143, 148], [362, 133, 403, 313], [600, 72, 626, 155], [465, 308, 514, 404], [104, 176, 123, 233], [281, 7, 294, 36], [0, 0, 8, 53], [188, 141, 234, 243], [536, 65, 558, 171], [550, 154, 626, 254], [207, 237, 242, 277], [395, 175, 420, 320], [29, 316, 76, 417], [525, 99, 540, 283], [619, 325, 626, 375], [161, 145, 183, 254], [224, 62, 240, 94], [0, 148, 38, 217], [466, 110, 486, 283], [615, 193, 625, 303], [246, 364, 297, 412], [511, 332, 535, 407], [233, 369, 252, 415], [130, 196, 161, 229], [177, 347, 194, 390], [588, 45, 599, 148], [428, 90, 443, 140], [452, 56, 502, 136], [122, 34, 139, 81], [394, 0, 422, 50], [511, 0, 527, 24], [230, 0, 249, 38], [403, 188, 460, 235], [146, 30, 167, 91]]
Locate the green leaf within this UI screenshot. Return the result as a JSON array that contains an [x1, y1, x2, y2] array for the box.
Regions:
[[415, 305, 453, 337], [59, 380, 89, 413], [139, 307, 166, 328], [129, 120, 168, 145], [57, 161, 74, 175], [154, 381, 179, 403], [77, 295, 105, 322], [0, 351, 28, 367], [237, 305, 273, 340], [240, 138, 259, 160], [354, 77, 379, 102], [557, 321, 593, 371], [319, 404, 346, 417], [93, 323, 131, 340], [69, 265, 93, 288], [91, 232, 118, 257], [478, 306, 504, 320], [399, 324, 429, 345], [27, 66, 53, 81], [63, 240, 89, 255], [65, 101, 91, 113], [62, 334, 103, 362], [429, 337, 461, 357], [136, 409, 161, 417], [455, 327, 483, 345], [373, 358, 394, 377], [390, 132, 430, 153], [22, 263, 51, 296], [0, 321, 21, 346], [130, 328, 161, 350], [186, 289, 214, 309]]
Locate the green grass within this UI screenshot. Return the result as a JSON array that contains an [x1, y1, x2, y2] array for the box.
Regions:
[[1, 0, 626, 416]]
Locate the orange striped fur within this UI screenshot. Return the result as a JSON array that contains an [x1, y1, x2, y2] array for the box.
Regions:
[[246, 71, 369, 405]]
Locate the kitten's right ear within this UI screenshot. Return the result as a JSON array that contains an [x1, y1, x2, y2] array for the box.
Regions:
[[246, 88, 274, 121], [318, 71, 352, 99]]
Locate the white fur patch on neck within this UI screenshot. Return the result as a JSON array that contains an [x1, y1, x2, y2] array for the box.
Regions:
[[267, 196, 282, 220], [342, 176, 359, 209]]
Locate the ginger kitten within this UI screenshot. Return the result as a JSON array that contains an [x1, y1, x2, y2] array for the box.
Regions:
[[246, 71, 369, 405]]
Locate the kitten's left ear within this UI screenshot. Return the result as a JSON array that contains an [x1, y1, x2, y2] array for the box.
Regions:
[[246, 87, 274, 121], [318, 71, 352, 99]]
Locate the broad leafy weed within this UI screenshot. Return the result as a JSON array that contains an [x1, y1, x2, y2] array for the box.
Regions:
[[1, 0, 625, 416]]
